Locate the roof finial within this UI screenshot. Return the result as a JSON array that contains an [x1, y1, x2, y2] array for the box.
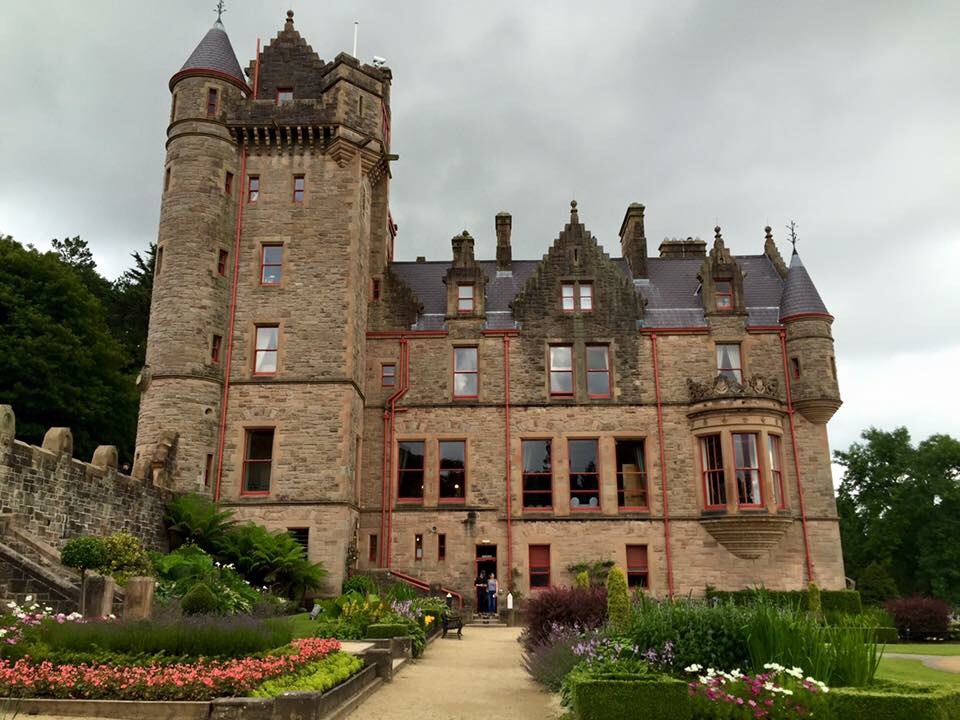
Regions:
[[570, 199, 579, 223], [214, 0, 226, 23], [285, 9, 295, 29], [714, 225, 722, 242], [764, 225, 773, 242], [786, 220, 799, 255]]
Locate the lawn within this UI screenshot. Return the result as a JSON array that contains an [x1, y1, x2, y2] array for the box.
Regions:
[[886, 643, 960, 656], [289, 612, 317, 639], [876, 657, 960, 685]]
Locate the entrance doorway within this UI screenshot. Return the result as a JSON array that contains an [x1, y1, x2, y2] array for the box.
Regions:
[[475, 543, 497, 579]]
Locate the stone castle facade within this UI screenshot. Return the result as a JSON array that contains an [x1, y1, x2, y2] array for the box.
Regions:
[[135, 12, 845, 599]]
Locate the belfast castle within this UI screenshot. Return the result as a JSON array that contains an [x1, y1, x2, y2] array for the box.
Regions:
[[135, 10, 845, 599]]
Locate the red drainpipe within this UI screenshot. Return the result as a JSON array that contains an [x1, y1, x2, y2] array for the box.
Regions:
[[386, 338, 410, 567], [503, 335, 513, 591], [779, 330, 815, 584], [379, 340, 406, 566], [650, 333, 675, 597], [213, 41, 260, 502]]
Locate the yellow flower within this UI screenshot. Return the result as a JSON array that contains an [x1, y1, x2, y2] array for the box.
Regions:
[[424, 615, 434, 625]]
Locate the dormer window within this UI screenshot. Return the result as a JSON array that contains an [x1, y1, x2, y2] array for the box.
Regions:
[[715, 280, 733, 311], [457, 284, 474, 313], [276, 88, 293, 105]]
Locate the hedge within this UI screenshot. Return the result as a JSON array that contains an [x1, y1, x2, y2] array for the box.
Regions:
[[874, 626, 899, 643], [825, 682, 960, 719], [570, 674, 690, 720], [365, 623, 410, 639], [704, 587, 862, 614]]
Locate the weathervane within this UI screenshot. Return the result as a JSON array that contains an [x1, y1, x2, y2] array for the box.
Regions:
[[786, 220, 799, 253], [214, 1, 226, 22]]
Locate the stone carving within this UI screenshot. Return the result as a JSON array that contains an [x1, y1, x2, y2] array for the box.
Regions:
[[687, 374, 780, 402], [700, 516, 793, 560], [42, 427, 73, 457], [91, 445, 119, 471], [0, 405, 14, 449]]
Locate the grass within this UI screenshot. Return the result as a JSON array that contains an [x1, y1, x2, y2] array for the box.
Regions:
[[887, 643, 960, 656], [875, 657, 960, 685], [289, 612, 317, 639]]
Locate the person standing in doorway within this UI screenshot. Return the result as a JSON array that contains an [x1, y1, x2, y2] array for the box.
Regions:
[[475, 571, 487, 615], [487, 572, 498, 615]]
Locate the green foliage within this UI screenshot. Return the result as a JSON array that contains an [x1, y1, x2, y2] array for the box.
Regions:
[[809, 581, 823, 620], [341, 574, 378, 596], [836, 428, 960, 605], [383, 581, 418, 601], [606, 567, 631, 633], [153, 545, 260, 615], [574, 571, 590, 589], [252, 652, 363, 697], [824, 590, 864, 615], [100, 532, 153, 584], [365, 623, 409, 639], [859, 562, 901, 606], [567, 559, 615, 587], [568, 673, 691, 720], [164, 494, 236, 549], [824, 681, 960, 720], [704, 586, 862, 615], [180, 582, 219, 615], [60, 536, 108, 574]]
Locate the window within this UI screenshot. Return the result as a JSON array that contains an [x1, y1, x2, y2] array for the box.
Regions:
[[276, 87, 293, 104], [397, 440, 425, 500], [372, 277, 381, 301], [569, 439, 600, 510], [155, 246, 163, 276], [247, 176, 260, 203], [716, 344, 743, 383], [453, 347, 478, 398], [522, 439, 552, 509], [260, 245, 283, 285], [457, 284, 474, 313], [204, 453, 213, 488], [217, 249, 228, 276], [768, 435, 785, 509], [733, 433, 763, 507], [626, 545, 649, 588], [830, 356, 837, 380], [293, 175, 305, 203], [616, 439, 647, 509], [171, 93, 177, 122], [288, 528, 309, 552], [586, 345, 611, 398], [791, 357, 801, 379], [529, 545, 550, 589], [211, 334, 222, 363], [206, 88, 219, 117], [438, 533, 447, 561], [715, 280, 733, 311], [561, 283, 576, 312], [369, 534, 378, 563], [700, 435, 726, 508], [439, 440, 466, 502], [164, 167, 171, 192], [549, 346, 573, 396], [381, 363, 396, 387], [242, 429, 274, 494], [225, 172, 233, 195], [579, 283, 593, 311], [414, 534, 424, 561], [254, 325, 279, 375]]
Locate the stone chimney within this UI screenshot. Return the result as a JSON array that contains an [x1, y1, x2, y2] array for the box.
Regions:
[[451, 230, 475, 268], [495, 212, 512, 271], [658, 237, 707, 258], [618, 203, 648, 278]]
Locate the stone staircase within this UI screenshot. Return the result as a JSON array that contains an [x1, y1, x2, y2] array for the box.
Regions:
[[0, 514, 81, 612], [467, 613, 507, 627]]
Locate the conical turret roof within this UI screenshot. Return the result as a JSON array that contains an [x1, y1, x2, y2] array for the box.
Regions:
[[170, 20, 249, 92], [779, 251, 829, 320]]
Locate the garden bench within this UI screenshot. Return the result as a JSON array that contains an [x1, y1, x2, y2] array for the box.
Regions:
[[441, 609, 463, 638]]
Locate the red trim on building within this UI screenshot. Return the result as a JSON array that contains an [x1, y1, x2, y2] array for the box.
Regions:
[[639, 327, 709, 335], [169, 67, 251, 95], [503, 335, 514, 590], [780, 312, 834, 323]]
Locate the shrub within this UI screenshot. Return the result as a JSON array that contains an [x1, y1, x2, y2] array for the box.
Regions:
[[383, 582, 418, 601], [704, 586, 863, 615], [342, 574, 378, 596], [252, 651, 363, 697], [520, 587, 607, 650], [101, 532, 153, 583], [164, 494, 236, 550], [809, 581, 823, 619], [60, 536, 108, 576], [153, 544, 261, 615], [822, 590, 863, 615], [568, 673, 691, 720], [574, 571, 590, 589], [365, 623, 409, 639], [181, 582, 219, 615], [521, 623, 584, 691], [885, 596, 951, 640], [606, 567, 631, 632], [567, 559, 615, 587], [825, 681, 960, 720], [858, 562, 900, 606]]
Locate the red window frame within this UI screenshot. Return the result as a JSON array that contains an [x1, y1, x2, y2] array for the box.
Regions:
[[225, 172, 233, 195], [586, 345, 611, 399], [164, 167, 171, 192], [561, 283, 576, 312], [292, 175, 305, 203], [732, 432, 764, 508], [529, 544, 551, 589], [414, 533, 424, 561], [715, 280, 733, 311], [569, 439, 601, 511], [453, 346, 479, 399], [206, 88, 219, 117], [626, 544, 649, 588], [438, 439, 467, 503], [276, 87, 293, 105], [381, 363, 396, 387], [457, 284, 474, 313], [397, 440, 425, 503], [241, 428, 274, 496], [579, 283, 594, 311], [521, 439, 553, 511], [549, 345, 574, 397], [791, 357, 801, 379], [253, 325, 279, 376], [260, 244, 283, 286], [768, 435, 786, 509], [217, 249, 228, 276], [438, 533, 447, 561], [700, 434, 727, 509], [203, 453, 213, 488], [211, 334, 222, 363], [368, 534, 378, 563], [615, 438, 648, 510], [716, 344, 743, 383], [247, 175, 260, 203]]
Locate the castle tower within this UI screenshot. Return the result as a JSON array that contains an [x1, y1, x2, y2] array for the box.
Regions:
[[780, 250, 842, 423], [134, 19, 248, 490]]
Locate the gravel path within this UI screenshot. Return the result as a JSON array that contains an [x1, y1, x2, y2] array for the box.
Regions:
[[346, 626, 562, 720], [884, 652, 960, 673]]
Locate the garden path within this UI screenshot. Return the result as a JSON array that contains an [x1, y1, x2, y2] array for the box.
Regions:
[[885, 652, 960, 673], [346, 625, 562, 720]]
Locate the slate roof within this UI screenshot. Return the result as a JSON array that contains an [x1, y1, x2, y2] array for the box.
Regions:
[[390, 253, 793, 330], [779, 252, 830, 320], [177, 21, 245, 86]]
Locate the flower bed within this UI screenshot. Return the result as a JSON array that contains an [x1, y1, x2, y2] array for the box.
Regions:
[[0, 637, 341, 700]]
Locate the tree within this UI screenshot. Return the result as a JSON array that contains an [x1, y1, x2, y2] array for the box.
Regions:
[[606, 567, 631, 632], [110, 243, 155, 370], [835, 428, 960, 605], [858, 562, 899, 606]]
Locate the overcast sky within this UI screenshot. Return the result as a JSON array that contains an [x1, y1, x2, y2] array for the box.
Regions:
[[1, 1, 957, 470]]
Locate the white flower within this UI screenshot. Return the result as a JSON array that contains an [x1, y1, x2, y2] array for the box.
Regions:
[[0, 629, 6, 637], [6, 601, 16, 610], [24, 595, 32, 603], [685, 663, 703, 673], [786, 666, 804, 679]]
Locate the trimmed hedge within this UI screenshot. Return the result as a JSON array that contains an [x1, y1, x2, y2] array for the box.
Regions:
[[570, 674, 690, 720], [704, 586, 862, 614], [365, 623, 410, 639], [825, 682, 960, 719], [875, 626, 900, 643]]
